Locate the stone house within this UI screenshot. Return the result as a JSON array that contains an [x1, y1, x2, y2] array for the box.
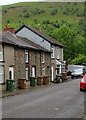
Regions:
[[0, 31, 51, 91], [16, 25, 65, 81]]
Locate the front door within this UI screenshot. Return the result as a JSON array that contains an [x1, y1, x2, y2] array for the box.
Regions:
[[51, 66, 54, 81], [9, 67, 14, 79], [32, 66, 36, 77]]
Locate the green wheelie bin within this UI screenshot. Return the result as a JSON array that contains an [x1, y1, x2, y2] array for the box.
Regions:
[[56, 74, 62, 83], [30, 77, 37, 87], [6, 79, 15, 91]]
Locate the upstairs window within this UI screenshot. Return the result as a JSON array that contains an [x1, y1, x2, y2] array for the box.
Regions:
[[0, 66, 4, 84], [42, 53, 45, 63], [25, 50, 28, 63], [51, 46, 54, 58], [0, 45, 3, 61], [57, 48, 60, 59]]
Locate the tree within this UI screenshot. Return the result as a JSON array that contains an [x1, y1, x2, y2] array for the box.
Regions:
[[71, 54, 86, 65], [51, 24, 83, 63]]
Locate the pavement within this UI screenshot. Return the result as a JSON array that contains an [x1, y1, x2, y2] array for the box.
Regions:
[[1, 81, 56, 98], [2, 78, 85, 119], [1, 76, 70, 98]]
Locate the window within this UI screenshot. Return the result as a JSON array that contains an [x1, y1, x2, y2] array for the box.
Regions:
[[0, 45, 3, 61], [25, 50, 28, 63], [57, 48, 60, 59], [26, 67, 29, 80], [51, 46, 54, 58], [0, 66, 4, 84], [42, 53, 45, 63]]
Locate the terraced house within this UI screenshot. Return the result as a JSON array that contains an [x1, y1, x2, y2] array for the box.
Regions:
[[16, 25, 65, 81], [0, 31, 51, 91]]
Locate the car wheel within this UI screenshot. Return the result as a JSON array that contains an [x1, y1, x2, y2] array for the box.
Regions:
[[71, 76, 73, 79], [80, 88, 82, 91]]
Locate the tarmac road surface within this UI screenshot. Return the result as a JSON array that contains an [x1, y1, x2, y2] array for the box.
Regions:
[[2, 78, 85, 118]]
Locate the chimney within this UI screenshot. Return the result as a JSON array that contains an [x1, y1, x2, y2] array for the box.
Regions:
[[37, 24, 41, 31], [4, 24, 15, 33]]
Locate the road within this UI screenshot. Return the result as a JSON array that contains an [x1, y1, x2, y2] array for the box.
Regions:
[[2, 78, 85, 118]]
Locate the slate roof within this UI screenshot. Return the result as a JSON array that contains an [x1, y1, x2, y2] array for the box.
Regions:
[[15, 25, 64, 47], [17, 36, 51, 52], [0, 31, 51, 52]]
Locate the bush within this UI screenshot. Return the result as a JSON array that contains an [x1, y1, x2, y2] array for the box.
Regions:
[[23, 9, 27, 12], [71, 54, 86, 65], [6, 19, 10, 24], [31, 8, 45, 14], [51, 9, 57, 15], [23, 12, 30, 18], [3, 10, 7, 13], [42, 20, 51, 24]]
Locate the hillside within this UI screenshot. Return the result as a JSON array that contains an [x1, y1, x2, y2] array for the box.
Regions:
[[1, 2, 85, 64], [1, 2, 84, 31]]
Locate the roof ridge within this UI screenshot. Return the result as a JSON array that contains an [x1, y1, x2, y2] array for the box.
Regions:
[[16, 25, 64, 47]]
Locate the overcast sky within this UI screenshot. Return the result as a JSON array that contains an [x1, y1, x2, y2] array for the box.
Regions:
[[0, 0, 44, 6], [0, 0, 84, 6]]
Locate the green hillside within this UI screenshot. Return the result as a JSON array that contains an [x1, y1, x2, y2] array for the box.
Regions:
[[1, 2, 85, 64], [1, 2, 84, 31]]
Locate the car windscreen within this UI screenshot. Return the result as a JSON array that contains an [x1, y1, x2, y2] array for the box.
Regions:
[[74, 68, 83, 72]]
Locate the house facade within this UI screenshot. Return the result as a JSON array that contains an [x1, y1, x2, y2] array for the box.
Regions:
[[0, 31, 51, 91], [16, 25, 65, 81]]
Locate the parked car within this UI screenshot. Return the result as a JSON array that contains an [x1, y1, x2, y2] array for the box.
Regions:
[[80, 74, 86, 91], [71, 68, 83, 79]]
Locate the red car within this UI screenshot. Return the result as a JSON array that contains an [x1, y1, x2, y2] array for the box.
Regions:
[[80, 74, 86, 91]]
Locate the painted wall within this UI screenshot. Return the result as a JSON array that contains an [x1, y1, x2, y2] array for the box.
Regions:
[[1, 45, 15, 91]]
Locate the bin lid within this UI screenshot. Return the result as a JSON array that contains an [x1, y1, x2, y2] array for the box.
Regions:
[[7, 79, 15, 82], [30, 77, 37, 79]]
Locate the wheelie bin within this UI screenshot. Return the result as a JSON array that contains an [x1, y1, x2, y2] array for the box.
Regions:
[[43, 76, 49, 85], [62, 72, 67, 81], [6, 79, 15, 91], [56, 74, 62, 83], [19, 78, 26, 89], [37, 76, 43, 86], [30, 77, 37, 87]]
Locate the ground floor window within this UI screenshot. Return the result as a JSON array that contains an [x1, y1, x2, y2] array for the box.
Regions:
[[0, 66, 4, 84]]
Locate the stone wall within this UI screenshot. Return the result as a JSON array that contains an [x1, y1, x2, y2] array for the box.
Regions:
[[29, 50, 41, 77], [14, 47, 25, 88], [42, 52, 51, 77]]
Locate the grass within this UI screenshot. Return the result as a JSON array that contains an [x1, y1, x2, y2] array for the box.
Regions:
[[1, 2, 84, 31]]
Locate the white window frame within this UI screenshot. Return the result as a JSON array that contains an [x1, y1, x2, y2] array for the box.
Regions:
[[0, 45, 3, 62], [51, 46, 54, 58], [57, 48, 60, 59], [26, 67, 29, 80], [0, 66, 4, 84], [25, 50, 28, 63], [42, 53, 45, 63], [62, 49, 63, 61]]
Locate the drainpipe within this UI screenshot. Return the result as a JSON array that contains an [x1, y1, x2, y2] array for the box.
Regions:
[[59, 64, 62, 74]]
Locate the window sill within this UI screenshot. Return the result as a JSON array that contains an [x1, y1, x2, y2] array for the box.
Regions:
[[0, 61, 5, 63], [57, 58, 60, 60], [0, 82, 5, 85]]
